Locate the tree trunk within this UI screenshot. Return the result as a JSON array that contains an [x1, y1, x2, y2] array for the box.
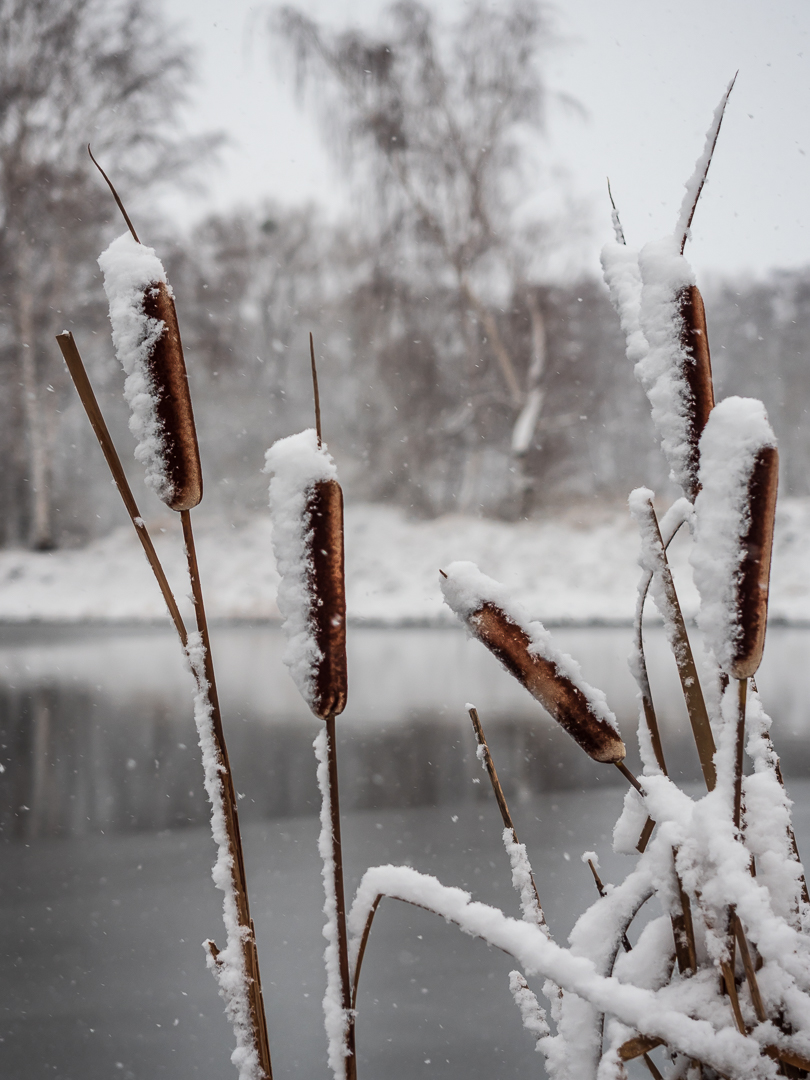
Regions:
[[16, 240, 54, 550]]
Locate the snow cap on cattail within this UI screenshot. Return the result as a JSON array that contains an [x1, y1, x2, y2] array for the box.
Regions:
[[440, 562, 625, 764], [98, 232, 202, 511], [265, 429, 348, 719], [690, 397, 778, 679]]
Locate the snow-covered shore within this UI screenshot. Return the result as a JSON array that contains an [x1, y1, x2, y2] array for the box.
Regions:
[[0, 498, 809, 627]]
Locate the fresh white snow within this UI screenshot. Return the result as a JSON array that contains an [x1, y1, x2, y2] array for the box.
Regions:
[[6, 497, 810, 625], [98, 232, 174, 504], [264, 429, 339, 710]]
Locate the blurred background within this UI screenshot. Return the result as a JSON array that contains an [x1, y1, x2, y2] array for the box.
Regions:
[[2, 1, 810, 1077]]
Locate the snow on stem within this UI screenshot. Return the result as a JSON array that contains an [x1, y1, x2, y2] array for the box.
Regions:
[[345, 863, 769, 1078], [315, 724, 356, 1080], [441, 563, 625, 764], [183, 514, 272, 1080], [675, 74, 738, 253]]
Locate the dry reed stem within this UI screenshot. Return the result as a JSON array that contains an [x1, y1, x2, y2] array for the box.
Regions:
[[56, 331, 187, 646], [672, 865, 697, 976], [468, 706, 547, 929], [351, 895, 382, 1009], [733, 915, 766, 1023], [733, 679, 748, 831], [730, 447, 779, 679], [88, 145, 140, 243], [181, 510, 273, 1080], [463, 602, 626, 763], [638, 497, 717, 790], [310, 332, 322, 445]]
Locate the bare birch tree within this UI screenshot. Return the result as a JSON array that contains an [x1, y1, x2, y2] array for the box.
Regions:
[[273, 0, 569, 514], [0, 0, 215, 548]]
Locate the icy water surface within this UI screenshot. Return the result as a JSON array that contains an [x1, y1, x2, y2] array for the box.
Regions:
[[1, 623, 810, 1078]]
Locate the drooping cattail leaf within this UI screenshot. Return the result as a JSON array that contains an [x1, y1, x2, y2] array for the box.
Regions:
[[265, 429, 348, 719], [691, 397, 778, 679], [98, 233, 202, 512], [441, 562, 625, 764]]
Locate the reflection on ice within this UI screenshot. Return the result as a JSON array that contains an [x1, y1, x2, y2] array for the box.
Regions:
[[0, 623, 809, 837]]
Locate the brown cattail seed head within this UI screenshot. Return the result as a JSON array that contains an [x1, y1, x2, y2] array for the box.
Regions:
[[692, 397, 778, 680], [307, 478, 348, 718], [440, 563, 625, 764], [677, 284, 715, 502], [730, 445, 778, 679], [141, 282, 203, 512]]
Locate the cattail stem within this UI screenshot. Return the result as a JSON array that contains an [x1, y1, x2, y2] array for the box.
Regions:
[[733, 678, 748, 831], [587, 859, 632, 953], [325, 711, 357, 1080], [56, 331, 187, 646], [468, 706, 547, 929], [181, 509, 273, 1080]]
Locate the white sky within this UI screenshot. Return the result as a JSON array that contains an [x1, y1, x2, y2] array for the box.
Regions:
[[160, 0, 810, 281]]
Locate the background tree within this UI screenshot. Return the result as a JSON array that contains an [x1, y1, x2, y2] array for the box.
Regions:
[[273, 0, 577, 516], [0, 0, 215, 548]]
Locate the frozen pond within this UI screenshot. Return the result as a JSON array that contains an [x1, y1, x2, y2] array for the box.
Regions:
[[1, 622, 810, 1078]]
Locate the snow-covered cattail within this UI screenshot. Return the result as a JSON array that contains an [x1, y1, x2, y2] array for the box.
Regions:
[[265, 429, 348, 719], [691, 397, 778, 679], [441, 562, 625, 764], [98, 233, 202, 512]]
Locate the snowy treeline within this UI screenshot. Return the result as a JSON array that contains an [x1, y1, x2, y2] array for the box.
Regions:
[[8, 209, 810, 550]]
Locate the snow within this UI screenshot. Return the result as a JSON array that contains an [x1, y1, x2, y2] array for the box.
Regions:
[[675, 75, 737, 247], [636, 237, 700, 496], [314, 727, 349, 1080], [690, 397, 777, 674], [98, 232, 174, 504], [264, 429, 338, 710], [509, 970, 550, 1047], [185, 631, 262, 1080], [345, 863, 770, 1077], [7, 496, 810, 625], [502, 827, 547, 932]]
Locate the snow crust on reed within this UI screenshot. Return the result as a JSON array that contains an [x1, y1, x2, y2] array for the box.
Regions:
[[265, 430, 338, 711], [98, 232, 173, 503], [314, 727, 349, 1080], [636, 238, 698, 495], [675, 75, 736, 245], [440, 560, 620, 736], [603, 235, 702, 497], [690, 397, 777, 673], [345, 862, 768, 1077], [509, 971, 550, 1047], [502, 828, 546, 931], [185, 632, 261, 1080]]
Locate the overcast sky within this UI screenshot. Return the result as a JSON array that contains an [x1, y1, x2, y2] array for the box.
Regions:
[[160, 0, 810, 282]]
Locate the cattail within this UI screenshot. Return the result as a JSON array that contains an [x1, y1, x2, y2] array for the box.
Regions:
[[691, 397, 778, 679], [441, 562, 625, 764], [730, 445, 778, 678], [98, 233, 202, 512], [306, 478, 348, 718], [677, 283, 715, 500], [265, 429, 348, 719]]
